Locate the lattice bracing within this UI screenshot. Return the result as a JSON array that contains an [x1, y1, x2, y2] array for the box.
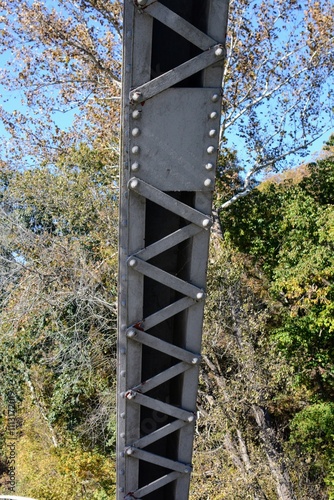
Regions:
[[117, 0, 230, 498]]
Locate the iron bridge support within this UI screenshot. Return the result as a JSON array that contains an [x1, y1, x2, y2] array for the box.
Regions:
[[117, 1, 230, 498]]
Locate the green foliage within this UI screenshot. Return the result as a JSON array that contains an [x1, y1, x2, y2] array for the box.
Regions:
[[289, 403, 334, 453], [14, 399, 116, 499], [212, 145, 334, 497], [289, 403, 334, 497], [0, 144, 118, 454]]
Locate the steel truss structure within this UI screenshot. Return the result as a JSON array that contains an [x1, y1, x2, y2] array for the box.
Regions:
[[117, 1, 229, 498]]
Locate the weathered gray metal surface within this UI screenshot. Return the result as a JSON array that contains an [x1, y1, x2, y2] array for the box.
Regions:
[[117, 0, 229, 498], [129, 89, 221, 191]]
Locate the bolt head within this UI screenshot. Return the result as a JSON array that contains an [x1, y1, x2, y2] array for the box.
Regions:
[[215, 47, 224, 57], [202, 219, 211, 228], [211, 93, 219, 102], [205, 163, 214, 171], [129, 179, 139, 189], [132, 145, 140, 154], [127, 329, 137, 338], [131, 162, 140, 172], [188, 415, 195, 423], [132, 110, 141, 119], [120, 432, 125, 438], [137, 0, 147, 5], [209, 129, 217, 137], [128, 258, 137, 268], [132, 127, 140, 137], [207, 145, 215, 154], [210, 111, 218, 119], [196, 291, 204, 300], [126, 391, 136, 400], [132, 92, 141, 102], [204, 178, 212, 187], [126, 447, 134, 455], [192, 357, 200, 364]]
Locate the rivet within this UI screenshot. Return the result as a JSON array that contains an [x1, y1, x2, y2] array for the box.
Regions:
[[119, 487, 125, 492], [202, 219, 211, 228], [209, 129, 217, 137], [137, 0, 147, 5], [205, 163, 214, 171], [128, 258, 137, 267], [184, 468, 190, 474], [120, 451, 125, 457], [121, 324, 127, 332], [204, 178, 212, 187], [192, 357, 200, 364], [121, 300, 126, 306], [132, 110, 141, 119], [120, 432, 125, 438], [132, 92, 141, 102], [215, 47, 224, 57], [196, 291, 204, 300], [120, 370, 126, 377], [120, 348, 126, 355], [126, 447, 134, 455], [119, 469, 125, 476], [132, 145, 140, 154], [207, 146, 215, 154], [131, 162, 140, 172], [132, 127, 140, 137], [188, 415, 195, 423], [211, 93, 219, 102], [120, 392, 126, 398], [130, 179, 139, 189], [121, 412, 125, 419], [126, 65, 131, 73], [127, 329, 137, 338], [210, 111, 218, 119]]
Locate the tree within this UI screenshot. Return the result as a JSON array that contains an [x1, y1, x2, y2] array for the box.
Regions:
[[219, 0, 334, 207], [213, 148, 334, 498], [0, 0, 122, 168], [1, 1, 334, 497], [0, 144, 119, 451], [0, 0, 333, 196], [192, 242, 299, 500]]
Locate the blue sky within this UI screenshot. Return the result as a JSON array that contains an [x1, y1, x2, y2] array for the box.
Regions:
[[0, 1, 332, 172]]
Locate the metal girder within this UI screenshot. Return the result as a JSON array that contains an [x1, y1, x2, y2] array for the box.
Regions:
[[118, 0, 230, 498]]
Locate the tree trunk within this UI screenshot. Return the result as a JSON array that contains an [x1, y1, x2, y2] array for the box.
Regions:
[[252, 404, 296, 500]]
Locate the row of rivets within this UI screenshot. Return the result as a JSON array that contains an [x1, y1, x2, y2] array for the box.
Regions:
[[203, 95, 220, 187], [131, 108, 141, 171]]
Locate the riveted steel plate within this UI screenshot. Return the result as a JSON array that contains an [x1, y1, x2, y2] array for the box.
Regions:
[[129, 87, 221, 191]]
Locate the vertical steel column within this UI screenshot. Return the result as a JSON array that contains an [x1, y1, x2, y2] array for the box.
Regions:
[[117, 1, 229, 498]]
